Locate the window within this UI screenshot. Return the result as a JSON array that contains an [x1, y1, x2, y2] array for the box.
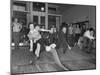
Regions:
[[33, 2, 45, 12], [48, 15, 56, 29], [13, 11, 27, 25], [13, 1, 26, 11], [40, 16, 45, 25], [48, 7, 56, 14], [33, 16, 38, 25]]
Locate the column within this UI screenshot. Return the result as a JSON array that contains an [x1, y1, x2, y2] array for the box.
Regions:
[[30, 2, 33, 23], [26, 2, 30, 27], [45, 3, 48, 29]]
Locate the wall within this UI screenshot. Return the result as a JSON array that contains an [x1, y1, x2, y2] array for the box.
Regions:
[[61, 5, 96, 29]]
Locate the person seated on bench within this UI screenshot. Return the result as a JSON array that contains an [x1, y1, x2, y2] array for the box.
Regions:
[[83, 28, 95, 53], [78, 28, 95, 53]]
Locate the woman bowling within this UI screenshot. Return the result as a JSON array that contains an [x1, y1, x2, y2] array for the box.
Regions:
[[28, 24, 50, 57], [28, 25, 68, 70]]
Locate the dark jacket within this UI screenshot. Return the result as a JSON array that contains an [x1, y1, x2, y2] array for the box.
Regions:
[[45, 32, 58, 46], [56, 31, 68, 49]]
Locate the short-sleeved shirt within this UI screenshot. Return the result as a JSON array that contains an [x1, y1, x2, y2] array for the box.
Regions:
[[68, 27, 73, 34], [84, 30, 94, 40], [75, 28, 81, 34], [13, 22, 22, 32], [28, 29, 41, 40]]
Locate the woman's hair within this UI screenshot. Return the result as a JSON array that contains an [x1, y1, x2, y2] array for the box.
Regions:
[[89, 28, 94, 31], [28, 22, 34, 28], [34, 24, 40, 28], [60, 22, 68, 30]]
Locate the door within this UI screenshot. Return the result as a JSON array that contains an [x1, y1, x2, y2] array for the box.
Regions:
[[48, 15, 61, 30], [33, 14, 46, 28]]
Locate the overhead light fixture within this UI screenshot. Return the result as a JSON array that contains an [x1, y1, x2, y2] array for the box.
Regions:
[[41, 7, 44, 11]]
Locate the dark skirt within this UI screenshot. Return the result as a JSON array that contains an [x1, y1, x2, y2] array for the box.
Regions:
[[32, 38, 46, 54]]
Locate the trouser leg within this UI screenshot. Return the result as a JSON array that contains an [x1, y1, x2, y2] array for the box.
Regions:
[[13, 32, 19, 49], [87, 39, 92, 53], [49, 48, 68, 70], [63, 42, 69, 54]]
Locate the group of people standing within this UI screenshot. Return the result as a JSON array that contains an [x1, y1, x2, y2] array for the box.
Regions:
[[68, 24, 81, 46], [68, 23, 95, 53]]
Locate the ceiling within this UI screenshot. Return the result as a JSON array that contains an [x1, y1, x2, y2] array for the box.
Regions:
[[48, 3, 77, 14]]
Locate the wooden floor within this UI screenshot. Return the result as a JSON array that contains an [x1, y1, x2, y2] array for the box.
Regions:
[[11, 46, 96, 74]]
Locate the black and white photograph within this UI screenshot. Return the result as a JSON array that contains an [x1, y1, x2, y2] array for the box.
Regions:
[[11, 0, 96, 74]]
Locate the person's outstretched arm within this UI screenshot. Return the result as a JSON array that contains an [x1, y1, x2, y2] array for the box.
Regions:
[[40, 28, 50, 32]]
